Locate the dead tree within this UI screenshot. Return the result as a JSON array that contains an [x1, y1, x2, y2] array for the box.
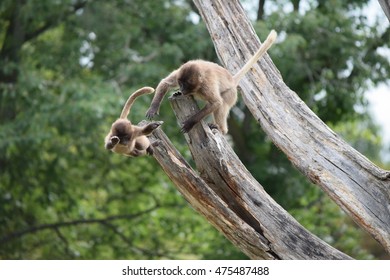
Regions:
[[148, 98, 351, 259], [379, 0, 390, 22], [148, 0, 390, 259]]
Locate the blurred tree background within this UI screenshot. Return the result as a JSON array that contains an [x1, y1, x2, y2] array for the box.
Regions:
[[0, 0, 389, 259]]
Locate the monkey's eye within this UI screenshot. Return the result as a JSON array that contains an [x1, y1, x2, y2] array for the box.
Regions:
[[178, 80, 186, 88], [116, 135, 130, 144]]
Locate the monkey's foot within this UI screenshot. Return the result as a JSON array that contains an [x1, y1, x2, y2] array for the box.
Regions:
[[145, 107, 158, 119], [208, 123, 220, 132], [172, 91, 183, 97], [181, 119, 196, 133], [150, 121, 164, 129]]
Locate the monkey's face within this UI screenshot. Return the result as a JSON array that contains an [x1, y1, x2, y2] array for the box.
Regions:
[[178, 79, 197, 95], [178, 64, 201, 95], [104, 119, 136, 155]]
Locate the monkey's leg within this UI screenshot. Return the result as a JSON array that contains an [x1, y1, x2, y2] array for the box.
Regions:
[[212, 88, 237, 134], [146, 146, 153, 155], [146, 140, 161, 156], [141, 121, 164, 135], [213, 103, 231, 134], [131, 141, 148, 157], [222, 87, 238, 107]]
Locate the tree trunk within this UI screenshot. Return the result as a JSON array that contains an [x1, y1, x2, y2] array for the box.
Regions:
[[379, 0, 390, 22], [191, 0, 390, 254], [257, 0, 265, 21], [148, 0, 390, 259], [147, 96, 351, 259]]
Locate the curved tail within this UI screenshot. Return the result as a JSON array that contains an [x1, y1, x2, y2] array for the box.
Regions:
[[120, 87, 155, 119], [233, 30, 277, 85]]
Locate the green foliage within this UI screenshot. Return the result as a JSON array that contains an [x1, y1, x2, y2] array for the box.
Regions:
[[0, 0, 242, 260], [1, 0, 389, 260], [255, 0, 389, 124]]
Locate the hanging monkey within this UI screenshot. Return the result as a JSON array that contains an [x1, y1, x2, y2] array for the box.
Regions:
[[145, 30, 277, 134], [105, 87, 163, 157]]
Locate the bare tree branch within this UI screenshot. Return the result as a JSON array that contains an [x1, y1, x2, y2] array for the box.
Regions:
[[102, 221, 174, 259], [0, 206, 158, 244]]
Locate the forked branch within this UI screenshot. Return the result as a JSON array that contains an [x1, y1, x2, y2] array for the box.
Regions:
[[149, 96, 351, 259]]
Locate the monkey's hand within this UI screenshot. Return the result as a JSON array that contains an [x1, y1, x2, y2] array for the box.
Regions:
[[105, 136, 120, 150], [181, 119, 196, 133], [145, 107, 158, 119]]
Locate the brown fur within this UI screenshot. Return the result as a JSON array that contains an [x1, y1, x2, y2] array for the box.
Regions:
[[104, 87, 163, 157], [146, 30, 277, 134]]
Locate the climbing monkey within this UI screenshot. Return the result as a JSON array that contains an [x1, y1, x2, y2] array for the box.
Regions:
[[146, 30, 277, 134]]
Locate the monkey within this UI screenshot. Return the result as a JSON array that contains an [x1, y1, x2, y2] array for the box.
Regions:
[[145, 30, 277, 135], [104, 87, 163, 157]]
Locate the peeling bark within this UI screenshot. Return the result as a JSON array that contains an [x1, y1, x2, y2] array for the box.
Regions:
[[148, 98, 351, 259], [143, 0, 390, 259], [379, 0, 390, 22], [191, 0, 390, 253]]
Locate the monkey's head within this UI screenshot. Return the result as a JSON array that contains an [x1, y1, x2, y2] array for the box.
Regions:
[[104, 119, 136, 155], [178, 63, 202, 95]]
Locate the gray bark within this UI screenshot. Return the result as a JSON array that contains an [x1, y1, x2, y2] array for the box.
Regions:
[[379, 0, 390, 22], [191, 0, 390, 253], [140, 0, 390, 259], [148, 95, 351, 259]]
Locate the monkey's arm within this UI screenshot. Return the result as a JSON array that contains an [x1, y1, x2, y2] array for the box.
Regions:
[[146, 70, 179, 119], [181, 94, 223, 133]]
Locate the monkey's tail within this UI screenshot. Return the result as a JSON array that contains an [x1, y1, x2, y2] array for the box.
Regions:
[[120, 87, 155, 119], [232, 29, 277, 85]]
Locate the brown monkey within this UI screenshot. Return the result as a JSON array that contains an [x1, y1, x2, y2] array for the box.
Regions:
[[145, 30, 277, 134], [105, 87, 163, 157]]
